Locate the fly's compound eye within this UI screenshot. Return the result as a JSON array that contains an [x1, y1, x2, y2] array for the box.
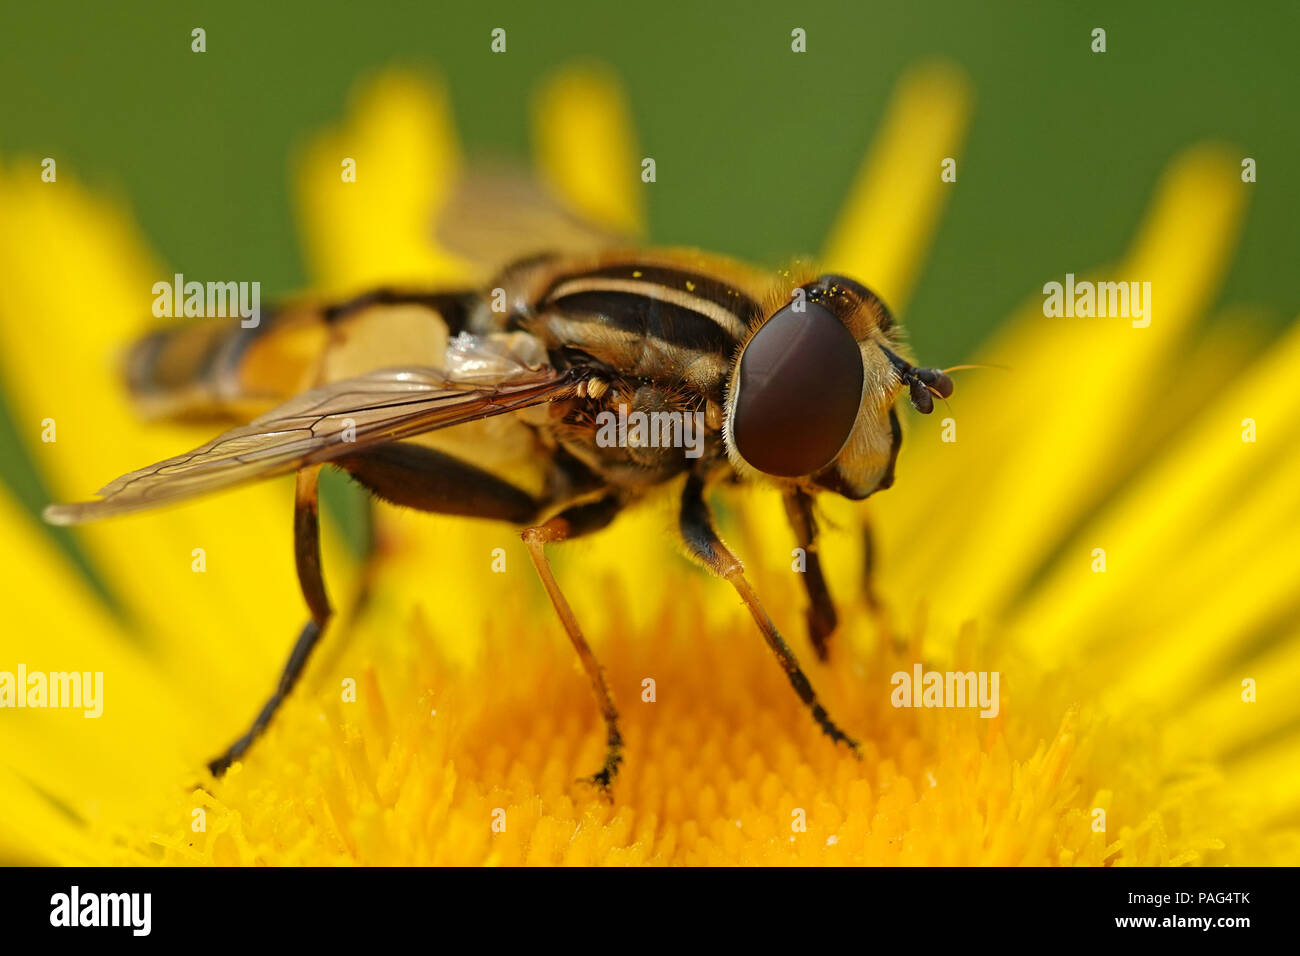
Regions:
[[730, 301, 864, 477]]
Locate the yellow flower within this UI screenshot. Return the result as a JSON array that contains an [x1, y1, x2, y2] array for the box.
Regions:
[[1, 62, 1297, 866]]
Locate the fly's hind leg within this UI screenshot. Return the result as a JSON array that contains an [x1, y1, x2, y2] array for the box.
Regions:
[[860, 516, 902, 647], [209, 465, 332, 776], [521, 495, 625, 798], [682, 474, 859, 754], [209, 445, 544, 777]]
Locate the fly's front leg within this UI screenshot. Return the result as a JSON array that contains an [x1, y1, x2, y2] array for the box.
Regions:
[[783, 489, 837, 661], [682, 474, 859, 754], [521, 495, 624, 798], [209, 465, 332, 776]]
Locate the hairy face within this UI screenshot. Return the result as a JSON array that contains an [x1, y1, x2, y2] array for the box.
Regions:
[[725, 273, 951, 500]]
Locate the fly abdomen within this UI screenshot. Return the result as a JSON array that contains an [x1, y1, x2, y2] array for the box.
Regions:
[[124, 315, 287, 422], [125, 288, 478, 422]]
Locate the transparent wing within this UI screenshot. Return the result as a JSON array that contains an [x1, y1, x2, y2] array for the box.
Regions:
[[434, 166, 632, 273], [45, 356, 579, 525]]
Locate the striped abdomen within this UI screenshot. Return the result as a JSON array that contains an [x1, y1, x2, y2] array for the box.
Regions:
[[125, 288, 477, 422]]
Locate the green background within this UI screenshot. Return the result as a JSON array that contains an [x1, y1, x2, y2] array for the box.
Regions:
[[1, 0, 1296, 579]]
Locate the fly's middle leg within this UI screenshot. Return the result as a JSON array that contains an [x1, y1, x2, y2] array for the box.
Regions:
[[521, 495, 625, 799]]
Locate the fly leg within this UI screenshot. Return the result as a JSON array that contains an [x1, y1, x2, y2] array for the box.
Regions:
[[682, 474, 859, 754], [209, 445, 544, 776], [209, 465, 332, 776], [521, 495, 625, 798], [783, 488, 837, 661]]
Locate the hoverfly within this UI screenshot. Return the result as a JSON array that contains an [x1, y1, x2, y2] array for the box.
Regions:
[[44, 172, 953, 794]]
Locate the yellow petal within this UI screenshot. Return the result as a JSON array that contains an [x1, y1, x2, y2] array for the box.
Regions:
[[877, 145, 1249, 637], [0, 162, 358, 781], [0, 165, 307, 694], [1015, 315, 1300, 670], [821, 60, 973, 313], [0, 486, 199, 860], [1172, 628, 1300, 768], [533, 63, 644, 236], [294, 70, 465, 294]]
